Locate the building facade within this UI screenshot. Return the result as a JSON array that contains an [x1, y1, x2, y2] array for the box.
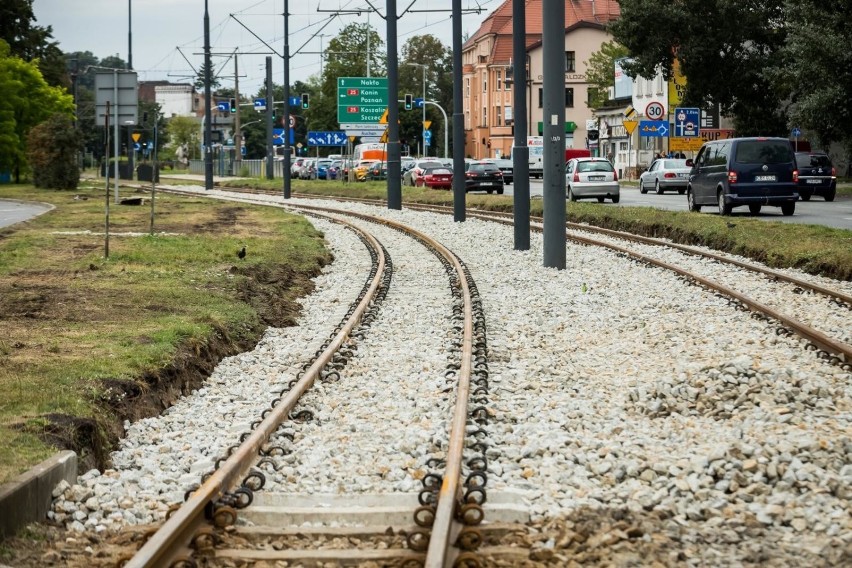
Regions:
[[461, 0, 620, 159]]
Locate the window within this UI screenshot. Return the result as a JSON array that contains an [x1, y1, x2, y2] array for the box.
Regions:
[[497, 70, 502, 91], [482, 71, 487, 92], [538, 88, 543, 108], [565, 51, 576, 73], [505, 69, 511, 90], [495, 106, 502, 126], [619, 142, 628, 152], [465, 78, 470, 98], [565, 88, 574, 108], [482, 106, 487, 127]]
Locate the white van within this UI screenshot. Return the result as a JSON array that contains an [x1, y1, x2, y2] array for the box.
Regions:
[[511, 136, 544, 178]]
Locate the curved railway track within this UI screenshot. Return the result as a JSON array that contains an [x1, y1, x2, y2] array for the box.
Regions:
[[170, 185, 852, 368], [122, 206, 496, 567]]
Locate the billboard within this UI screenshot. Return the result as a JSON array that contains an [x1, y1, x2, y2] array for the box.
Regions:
[[613, 58, 633, 99], [669, 59, 687, 107]]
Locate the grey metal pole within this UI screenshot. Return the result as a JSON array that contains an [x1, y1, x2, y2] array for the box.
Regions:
[[386, 0, 401, 210], [104, 100, 111, 259], [203, 0, 214, 190], [542, 0, 566, 269], [425, 101, 448, 159], [234, 55, 241, 171], [127, 0, 132, 70], [113, 69, 119, 203], [265, 56, 274, 180], [150, 110, 157, 235], [421, 65, 426, 157], [451, 0, 465, 221], [512, 0, 530, 250], [283, 0, 291, 198]]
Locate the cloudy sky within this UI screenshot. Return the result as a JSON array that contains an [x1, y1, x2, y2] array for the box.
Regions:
[[34, 0, 496, 94]]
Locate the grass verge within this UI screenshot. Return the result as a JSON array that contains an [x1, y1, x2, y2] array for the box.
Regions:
[[0, 183, 331, 483], [219, 177, 852, 281]]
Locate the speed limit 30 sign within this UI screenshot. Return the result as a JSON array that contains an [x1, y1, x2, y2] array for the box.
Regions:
[[645, 101, 666, 120]]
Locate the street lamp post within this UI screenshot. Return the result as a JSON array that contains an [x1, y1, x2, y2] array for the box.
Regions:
[[406, 63, 427, 156]]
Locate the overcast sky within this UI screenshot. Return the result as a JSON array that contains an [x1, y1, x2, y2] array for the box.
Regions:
[[33, 0, 495, 95]]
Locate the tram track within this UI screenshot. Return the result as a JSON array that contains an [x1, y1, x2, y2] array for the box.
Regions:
[[119, 203, 498, 567]]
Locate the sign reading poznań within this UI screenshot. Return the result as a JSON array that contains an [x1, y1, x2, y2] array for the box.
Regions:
[[337, 77, 388, 124]]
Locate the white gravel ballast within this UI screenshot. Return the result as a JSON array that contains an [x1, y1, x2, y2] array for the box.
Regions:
[[51, 190, 850, 565]]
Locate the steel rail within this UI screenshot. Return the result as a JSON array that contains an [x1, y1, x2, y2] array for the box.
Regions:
[[125, 220, 387, 568]]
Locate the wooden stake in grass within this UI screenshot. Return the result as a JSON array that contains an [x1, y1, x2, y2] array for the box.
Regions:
[[104, 100, 111, 259]]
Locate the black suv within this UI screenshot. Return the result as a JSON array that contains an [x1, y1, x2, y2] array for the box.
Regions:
[[795, 152, 836, 201], [687, 137, 799, 216], [464, 162, 504, 194]]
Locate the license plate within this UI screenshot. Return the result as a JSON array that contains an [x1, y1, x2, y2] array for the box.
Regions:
[[755, 175, 776, 182], [588, 176, 605, 181], [677, 173, 688, 178], [481, 182, 492, 186], [806, 178, 822, 184]]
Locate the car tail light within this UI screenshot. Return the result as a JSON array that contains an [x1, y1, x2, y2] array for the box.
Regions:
[[466, 171, 475, 178], [664, 172, 675, 178], [613, 169, 618, 181], [495, 171, 502, 177], [793, 170, 798, 183], [728, 170, 738, 184], [831, 167, 836, 177], [573, 170, 579, 182]]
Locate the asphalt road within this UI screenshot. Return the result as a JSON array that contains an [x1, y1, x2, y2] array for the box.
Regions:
[[497, 180, 852, 231], [0, 199, 53, 229]]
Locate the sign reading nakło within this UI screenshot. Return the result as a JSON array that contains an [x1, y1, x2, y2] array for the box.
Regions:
[[337, 77, 389, 124]]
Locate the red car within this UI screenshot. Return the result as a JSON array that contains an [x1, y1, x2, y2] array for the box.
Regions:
[[417, 166, 453, 189]]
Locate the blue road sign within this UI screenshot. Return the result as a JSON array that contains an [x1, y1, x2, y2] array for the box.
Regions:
[[639, 120, 669, 137], [289, 96, 301, 108], [307, 131, 348, 146], [254, 98, 266, 111], [217, 102, 230, 112], [414, 97, 425, 109], [791, 127, 801, 137], [674, 107, 700, 137], [423, 130, 432, 146], [134, 142, 141, 151], [241, 145, 246, 156], [272, 128, 295, 145]]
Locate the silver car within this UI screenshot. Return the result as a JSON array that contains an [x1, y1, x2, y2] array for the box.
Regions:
[[565, 158, 620, 203], [639, 159, 691, 194]]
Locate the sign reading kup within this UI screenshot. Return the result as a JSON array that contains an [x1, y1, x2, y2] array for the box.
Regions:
[[337, 77, 389, 124]]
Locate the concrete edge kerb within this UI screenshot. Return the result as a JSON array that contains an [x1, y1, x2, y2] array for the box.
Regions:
[[0, 451, 77, 539]]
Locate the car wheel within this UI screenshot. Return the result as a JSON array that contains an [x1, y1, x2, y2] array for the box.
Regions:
[[596, 196, 605, 203], [687, 187, 701, 212], [655, 180, 663, 195], [487, 188, 493, 194], [678, 188, 686, 195], [800, 191, 811, 201], [639, 179, 648, 194], [825, 188, 836, 202], [717, 190, 733, 216], [568, 187, 577, 201], [781, 202, 795, 216], [611, 194, 620, 204], [497, 187, 504, 195], [748, 204, 762, 215]]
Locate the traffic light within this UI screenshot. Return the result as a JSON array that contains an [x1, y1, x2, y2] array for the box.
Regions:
[[404, 94, 413, 111], [301, 93, 309, 109], [229, 98, 236, 113]]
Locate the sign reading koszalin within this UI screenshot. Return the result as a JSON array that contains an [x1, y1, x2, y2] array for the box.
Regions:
[[338, 77, 388, 123]]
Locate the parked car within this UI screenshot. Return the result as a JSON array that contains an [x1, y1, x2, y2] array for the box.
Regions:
[[354, 160, 378, 182], [328, 160, 343, 180], [367, 161, 388, 181], [795, 151, 836, 201], [482, 158, 513, 184], [417, 166, 453, 189], [315, 159, 333, 180], [298, 159, 316, 180], [464, 161, 504, 194], [639, 159, 691, 194], [291, 157, 305, 177], [403, 160, 443, 186], [565, 157, 619, 203], [687, 137, 798, 216]]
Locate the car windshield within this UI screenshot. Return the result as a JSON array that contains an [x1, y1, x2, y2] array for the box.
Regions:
[[418, 161, 442, 169], [662, 160, 688, 169], [317, 160, 332, 167], [425, 167, 452, 175], [470, 164, 498, 172], [795, 153, 831, 168], [735, 141, 792, 164], [576, 161, 614, 173]]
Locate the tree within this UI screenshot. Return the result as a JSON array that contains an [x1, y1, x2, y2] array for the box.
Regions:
[[0, 0, 66, 87], [783, 0, 852, 161], [27, 113, 81, 189], [401, 35, 453, 156], [0, 40, 74, 182], [610, 0, 790, 136], [584, 41, 629, 109], [194, 59, 221, 91]]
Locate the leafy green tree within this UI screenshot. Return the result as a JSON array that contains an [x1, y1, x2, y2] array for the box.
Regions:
[[0, 40, 74, 182], [782, 0, 852, 162], [166, 115, 200, 158], [610, 0, 790, 136], [584, 41, 629, 109], [401, 35, 452, 157], [27, 113, 81, 189], [0, 0, 66, 87]]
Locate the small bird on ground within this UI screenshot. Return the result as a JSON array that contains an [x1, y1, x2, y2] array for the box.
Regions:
[[726, 222, 736, 229], [237, 246, 246, 260]]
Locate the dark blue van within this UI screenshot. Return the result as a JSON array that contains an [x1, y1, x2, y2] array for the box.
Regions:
[[686, 137, 799, 216]]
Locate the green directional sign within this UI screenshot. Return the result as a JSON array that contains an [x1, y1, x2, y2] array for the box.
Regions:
[[337, 77, 388, 124]]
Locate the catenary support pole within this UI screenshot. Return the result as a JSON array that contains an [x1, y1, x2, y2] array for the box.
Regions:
[[265, 57, 274, 180], [234, 55, 241, 170], [113, 69, 119, 203], [203, 0, 214, 190], [451, 0, 465, 222], [542, 0, 565, 269], [386, 0, 402, 210], [283, 0, 291, 198], [512, 0, 530, 250]]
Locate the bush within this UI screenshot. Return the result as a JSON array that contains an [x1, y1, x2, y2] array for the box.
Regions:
[[26, 114, 82, 189]]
